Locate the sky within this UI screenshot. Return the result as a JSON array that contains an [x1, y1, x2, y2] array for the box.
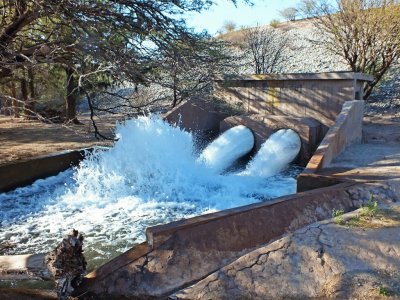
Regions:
[[185, 0, 303, 35]]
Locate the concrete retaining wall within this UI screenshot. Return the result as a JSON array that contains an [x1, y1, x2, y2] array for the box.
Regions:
[[219, 115, 322, 166], [214, 72, 372, 128], [75, 181, 383, 298], [297, 100, 364, 192], [0, 149, 90, 192], [163, 100, 232, 143]]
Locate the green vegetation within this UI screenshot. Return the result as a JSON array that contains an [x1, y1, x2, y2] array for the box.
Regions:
[[360, 194, 379, 218], [331, 193, 393, 227], [332, 208, 345, 225], [345, 215, 360, 227], [332, 192, 400, 229], [269, 19, 281, 28], [379, 286, 390, 296]]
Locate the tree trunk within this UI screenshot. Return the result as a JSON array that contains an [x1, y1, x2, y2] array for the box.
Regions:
[[172, 74, 178, 108], [364, 77, 382, 100], [26, 67, 36, 117], [3, 83, 12, 116], [20, 73, 29, 117], [65, 67, 81, 124], [363, 66, 391, 100], [2, 95, 11, 116], [11, 81, 19, 117], [364, 83, 374, 100]]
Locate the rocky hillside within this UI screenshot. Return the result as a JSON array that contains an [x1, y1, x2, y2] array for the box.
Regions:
[[368, 61, 400, 116], [220, 19, 400, 116]]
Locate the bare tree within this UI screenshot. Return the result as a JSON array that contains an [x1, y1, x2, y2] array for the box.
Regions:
[[242, 25, 289, 74], [279, 7, 299, 21], [314, 0, 400, 98], [222, 20, 237, 33], [297, 0, 318, 18]]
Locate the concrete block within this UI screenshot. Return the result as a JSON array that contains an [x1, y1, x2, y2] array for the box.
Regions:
[[163, 99, 231, 144]]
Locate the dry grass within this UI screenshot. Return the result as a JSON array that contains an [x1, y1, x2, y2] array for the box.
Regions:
[[346, 206, 400, 229]]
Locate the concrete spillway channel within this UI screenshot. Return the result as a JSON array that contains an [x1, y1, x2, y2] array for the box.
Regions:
[[0, 122, 311, 297], [1, 101, 369, 299], [0, 118, 319, 299]]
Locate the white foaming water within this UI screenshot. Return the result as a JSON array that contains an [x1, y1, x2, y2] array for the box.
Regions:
[[0, 117, 300, 269], [198, 125, 254, 173], [243, 129, 301, 177]]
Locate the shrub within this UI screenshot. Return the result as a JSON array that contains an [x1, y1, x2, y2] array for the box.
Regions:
[[270, 19, 280, 28]]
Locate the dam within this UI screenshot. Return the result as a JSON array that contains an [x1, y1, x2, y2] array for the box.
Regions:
[[2, 72, 396, 299]]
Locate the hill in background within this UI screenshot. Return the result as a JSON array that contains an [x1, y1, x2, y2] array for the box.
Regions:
[[218, 18, 400, 116]]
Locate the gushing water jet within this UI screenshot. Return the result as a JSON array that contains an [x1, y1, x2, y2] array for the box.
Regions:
[[243, 129, 301, 177], [198, 125, 254, 173]]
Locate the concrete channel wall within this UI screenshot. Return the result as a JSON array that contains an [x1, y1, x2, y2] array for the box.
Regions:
[[297, 100, 364, 192], [0, 149, 91, 192], [75, 181, 381, 298]]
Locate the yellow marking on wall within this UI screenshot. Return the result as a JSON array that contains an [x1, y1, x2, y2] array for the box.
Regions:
[[251, 74, 267, 80], [267, 87, 279, 107]]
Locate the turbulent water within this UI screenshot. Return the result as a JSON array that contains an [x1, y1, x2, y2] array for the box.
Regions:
[[198, 125, 254, 173], [0, 116, 301, 269], [243, 129, 302, 177]]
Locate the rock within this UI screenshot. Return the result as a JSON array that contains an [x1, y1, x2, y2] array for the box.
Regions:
[[45, 229, 87, 300]]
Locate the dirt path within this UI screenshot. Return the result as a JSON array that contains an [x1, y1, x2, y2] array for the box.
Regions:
[[0, 114, 119, 165]]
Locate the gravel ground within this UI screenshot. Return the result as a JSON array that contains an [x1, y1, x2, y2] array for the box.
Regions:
[[367, 62, 400, 116], [0, 114, 116, 165], [278, 21, 348, 74]]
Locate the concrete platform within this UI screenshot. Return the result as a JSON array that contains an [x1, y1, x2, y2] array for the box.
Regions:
[[318, 143, 400, 181], [363, 115, 400, 144], [316, 116, 400, 182]]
